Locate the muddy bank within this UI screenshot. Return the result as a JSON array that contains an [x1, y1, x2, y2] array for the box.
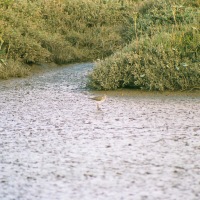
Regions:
[[0, 63, 200, 200]]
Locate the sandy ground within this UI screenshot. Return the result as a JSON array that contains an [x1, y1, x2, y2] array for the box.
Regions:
[[0, 63, 200, 200]]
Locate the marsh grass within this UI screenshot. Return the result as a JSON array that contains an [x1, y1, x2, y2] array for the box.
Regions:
[[0, 0, 136, 79], [88, 0, 200, 91], [0, 0, 199, 91], [0, 59, 30, 79]]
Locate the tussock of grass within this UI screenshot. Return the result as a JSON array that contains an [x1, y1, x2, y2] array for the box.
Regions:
[[88, 0, 200, 91], [0, 59, 30, 79]]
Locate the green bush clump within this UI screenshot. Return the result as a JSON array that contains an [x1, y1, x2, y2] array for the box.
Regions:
[[0, 59, 30, 79], [0, 0, 136, 79], [88, 0, 200, 91]]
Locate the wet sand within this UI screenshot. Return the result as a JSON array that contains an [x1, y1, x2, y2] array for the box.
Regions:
[[0, 63, 200, 200]]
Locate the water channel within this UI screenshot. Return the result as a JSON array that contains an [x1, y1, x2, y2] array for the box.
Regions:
[[0, 63, 200, 200]]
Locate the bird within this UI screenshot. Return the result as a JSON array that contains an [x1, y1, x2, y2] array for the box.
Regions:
[[90, 94, 107, 110]]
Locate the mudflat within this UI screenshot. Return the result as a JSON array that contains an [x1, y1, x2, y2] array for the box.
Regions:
[[0, 63, 200, 200]]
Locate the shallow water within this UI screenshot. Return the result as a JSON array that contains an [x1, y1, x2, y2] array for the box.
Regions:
[[0, 63, 200, 200]]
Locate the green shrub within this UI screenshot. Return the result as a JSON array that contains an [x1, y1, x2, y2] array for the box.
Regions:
[[88, 31, 200, 90], [88, 0, 200, 91], [0, 0, 136, 78]]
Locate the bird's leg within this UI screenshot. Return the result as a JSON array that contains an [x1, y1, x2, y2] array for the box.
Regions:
[[97, 103, 101, 110]]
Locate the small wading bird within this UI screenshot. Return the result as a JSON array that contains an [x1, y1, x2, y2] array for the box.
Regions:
[[90, 94, 107, 110]]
